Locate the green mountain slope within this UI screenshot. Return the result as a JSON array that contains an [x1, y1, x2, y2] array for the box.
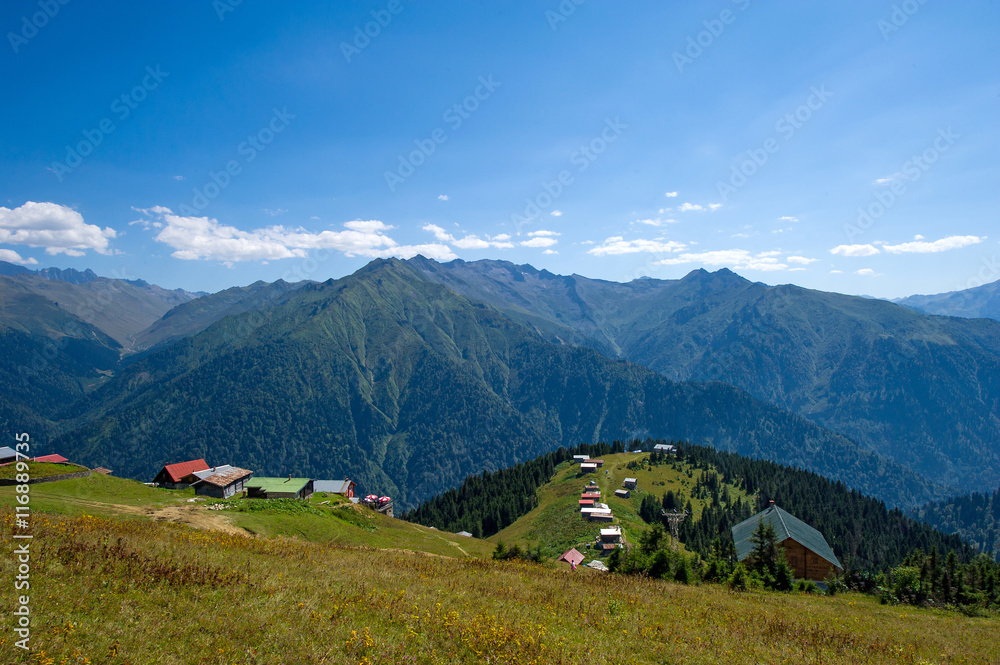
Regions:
[[131, 278, 307, 352], [53, 259, 937, 510], [410, 258, 1000, 493]]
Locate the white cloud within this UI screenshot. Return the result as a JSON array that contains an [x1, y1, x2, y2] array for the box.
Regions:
[[0, 202, 116, 256], [881, 235, 984, 254], [830, 269, 843, 274], [914, 234, 924, 240], [786, 256, 818, 265], [521, 236, 558, 248], [778, 216, 799, 222], [588, 237, 686, 256], [874, 176, 895, 185], [550, 210, 563, 217], [542, 249, 558, 255], [138, 207, 454, 264], [0, 249, 38, 265], [830, 243, 880, 257], [677, 202, 722, 212], [172, 175, 184, 181], [664, 191, 678, 198], [730, 233, 750, 239], [655, 249, 789, 272], [421, 224, 514, 250], [437, 194, 449, 201], [635, 218, 677, 227], [528, 230, 561, 237], [263, 208, 287, 217], [856, 268, 877, 276]]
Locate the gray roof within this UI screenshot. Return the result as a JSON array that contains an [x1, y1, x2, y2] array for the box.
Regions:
[[314, 479, 355, 494], [731, 504, 842, 570], [191, 465, 235, 480], [0, 446, 18, 460]]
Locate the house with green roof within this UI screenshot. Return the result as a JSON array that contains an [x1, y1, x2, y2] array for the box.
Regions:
[[246, 475, 314, 500], [731, 503, 843, 581]]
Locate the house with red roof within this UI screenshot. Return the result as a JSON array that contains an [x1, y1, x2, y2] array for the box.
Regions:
[[152, 459, 210, 489], [557, 548, 585, 568], [33, 454, 70, 464]]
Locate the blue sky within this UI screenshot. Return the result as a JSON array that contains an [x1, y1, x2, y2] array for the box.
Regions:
[[1, 1, 997, 298]]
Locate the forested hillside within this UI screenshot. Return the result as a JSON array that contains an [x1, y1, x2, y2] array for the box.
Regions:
[[411, 258, 1000, 494], [406, 439, 973, 573], [50, 260, 937, 509], [911, 488, 1000, 562]]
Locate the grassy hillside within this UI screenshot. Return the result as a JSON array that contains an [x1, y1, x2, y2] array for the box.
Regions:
[[0, 474, 492, 559], [490, 452, 749, 559], [1, 504, 998, 663]]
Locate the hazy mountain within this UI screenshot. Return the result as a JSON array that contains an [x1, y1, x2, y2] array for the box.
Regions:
[[0, 259, 99, 284], [131, 279, 308, 352], [894, 279, 1000, 322], [409, 258, 1000, 493], [0, 273, 196, 348], [52, 259, 939, 509]]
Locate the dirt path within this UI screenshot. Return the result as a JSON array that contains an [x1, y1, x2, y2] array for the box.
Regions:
[[143, 503, 248, 536]]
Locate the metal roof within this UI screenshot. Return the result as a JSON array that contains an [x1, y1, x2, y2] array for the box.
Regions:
[[314, 479, 355, 494], [731, 504, 842, 570], [160, 459, 209, 483], [0, 446, 18, 460], [246, 476, 312, 493], [191, 465, 235, 480], [33, 454, 69, 463], [558, 548, 585, 566]]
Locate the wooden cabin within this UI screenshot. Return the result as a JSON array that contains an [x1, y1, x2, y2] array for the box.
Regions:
[[731, 504, 843, 581]]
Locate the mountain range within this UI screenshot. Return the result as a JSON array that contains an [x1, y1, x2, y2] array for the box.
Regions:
[[2, 257, 999, 510]]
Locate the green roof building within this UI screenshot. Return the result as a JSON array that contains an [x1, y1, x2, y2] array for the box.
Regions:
[[732, 503, 843, 581], [246, 476, 314, 500]]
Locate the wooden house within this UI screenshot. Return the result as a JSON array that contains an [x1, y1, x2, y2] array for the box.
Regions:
[[579, 499, 596, 508], [731, 503, 843, 581], [191, 466, 253, 499], [313, 479, 357, 498], [590, 459, 604, 467], [153, 459, 210, 489], [614, 488, 630, 499], [246, 476, 314, 500], [622, 478, 637, 490], [0, 446, 19, 464], [580, 462, 597, 473], [653, 444, 676, 454], [572, 455, 590, 464]]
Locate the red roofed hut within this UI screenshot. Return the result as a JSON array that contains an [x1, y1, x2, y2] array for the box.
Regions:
[[557, 548, 585, 568], [153, 459, 210, 489]]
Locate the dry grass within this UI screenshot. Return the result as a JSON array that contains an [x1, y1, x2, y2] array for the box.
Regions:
[[1, 510, 997, 665]]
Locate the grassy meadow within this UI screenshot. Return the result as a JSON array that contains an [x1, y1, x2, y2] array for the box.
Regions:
[[0, 473, 997, 663]]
